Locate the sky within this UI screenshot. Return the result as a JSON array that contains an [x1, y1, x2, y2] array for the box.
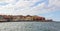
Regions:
[[0, 0, 60, 21]]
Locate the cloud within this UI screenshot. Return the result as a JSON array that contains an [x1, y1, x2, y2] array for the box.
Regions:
[[0, 0, 60, 15]]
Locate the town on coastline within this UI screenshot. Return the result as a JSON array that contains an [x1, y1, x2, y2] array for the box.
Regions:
[[0, 15, 53, 22]]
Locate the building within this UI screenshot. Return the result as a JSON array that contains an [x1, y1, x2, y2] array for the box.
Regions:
[[0, 15, 53, 22]]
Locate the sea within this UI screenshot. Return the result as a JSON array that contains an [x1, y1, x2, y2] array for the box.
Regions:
[[0, 22, 60, 31]]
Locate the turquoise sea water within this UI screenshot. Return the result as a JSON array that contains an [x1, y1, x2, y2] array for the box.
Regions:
[[0, 22, 60, 31]]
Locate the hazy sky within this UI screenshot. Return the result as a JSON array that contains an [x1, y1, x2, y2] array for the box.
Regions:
[[0, 0, 60, 21]]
